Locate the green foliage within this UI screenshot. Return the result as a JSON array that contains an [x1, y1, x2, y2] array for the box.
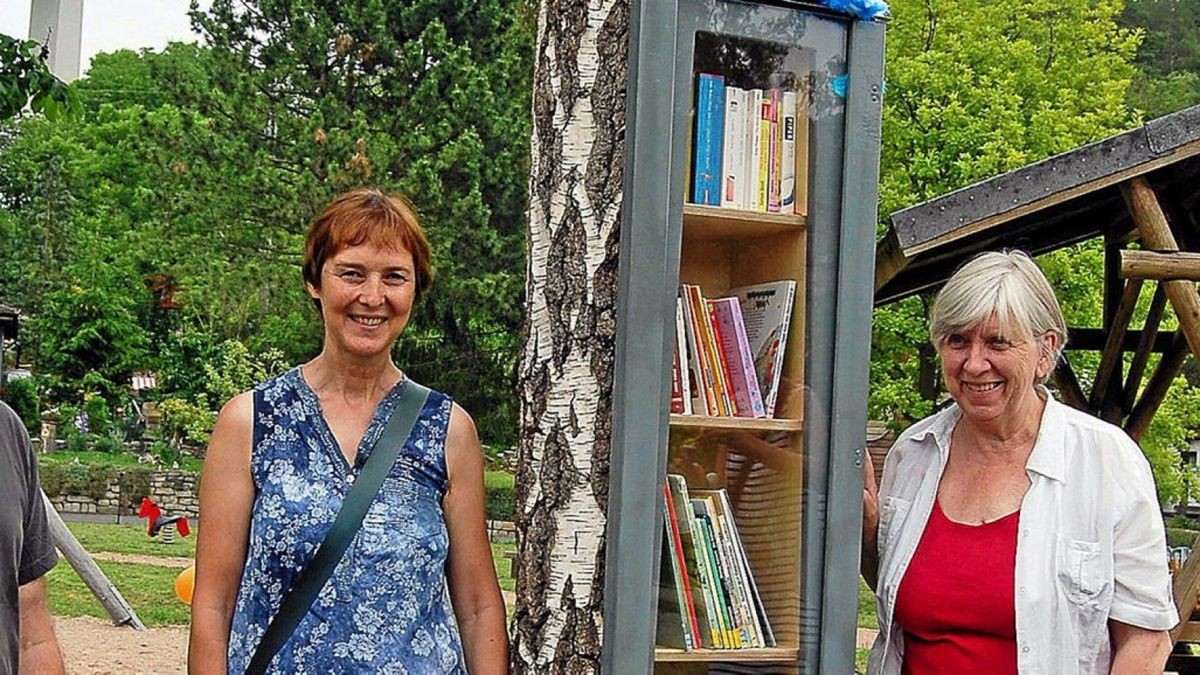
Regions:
[[1141, 376, 1200, 506], [871, 0, 1141, 425], [0, 376, 41, 434], [1120, 0, 1200, 116], [0, 3, 534, 448], [158, 397, 218, 447], [0, 34, 78, 120], [38, 457, 154, 502], [484, 469, 515, 521]]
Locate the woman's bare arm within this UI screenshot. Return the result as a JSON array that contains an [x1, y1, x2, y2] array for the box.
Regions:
[[443, 404, 509, 673], [188, 393, 255, 674]]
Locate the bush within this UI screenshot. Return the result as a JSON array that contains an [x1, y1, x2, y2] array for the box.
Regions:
[[0, 376, 40, 434], [484, 470, 515, 521], [38, 458, 155, 510]]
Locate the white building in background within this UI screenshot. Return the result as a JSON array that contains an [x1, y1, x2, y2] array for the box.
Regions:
[[27, 0, 83, 81]]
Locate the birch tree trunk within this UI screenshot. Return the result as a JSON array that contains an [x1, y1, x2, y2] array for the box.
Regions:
[[512, 0, 629, 672]]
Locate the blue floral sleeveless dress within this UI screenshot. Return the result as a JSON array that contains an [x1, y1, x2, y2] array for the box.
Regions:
[[226, 367, 467, 673]]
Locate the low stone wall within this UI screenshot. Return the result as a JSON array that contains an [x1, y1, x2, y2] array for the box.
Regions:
[[47, 471, 199, 519]]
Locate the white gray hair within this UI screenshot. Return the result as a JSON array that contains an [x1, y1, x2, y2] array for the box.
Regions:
[[929, 250, 1067, 378]]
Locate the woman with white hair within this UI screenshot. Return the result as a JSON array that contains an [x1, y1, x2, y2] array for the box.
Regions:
[[861, 250, 1176, 674]]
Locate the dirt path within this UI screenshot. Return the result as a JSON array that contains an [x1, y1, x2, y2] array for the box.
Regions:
[[89, 551, 193, 568], [56, 616, 187, 674]]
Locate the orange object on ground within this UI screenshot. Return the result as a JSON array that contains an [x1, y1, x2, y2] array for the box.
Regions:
[[175, 565, 195, 605]]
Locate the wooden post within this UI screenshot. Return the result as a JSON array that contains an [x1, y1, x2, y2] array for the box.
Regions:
[[1090, 278, 1142, 415], [1052, 358, 1088, 412], [1123, 284, 1168, 414], [1126, 333, 1190, 441], [1121, 250, 1200, 282], [1121, 177, 1200, 363], [41, 491, 145, 629]]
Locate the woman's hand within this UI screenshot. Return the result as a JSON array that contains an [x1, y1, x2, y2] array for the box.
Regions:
[[861, 452, 881, 591]]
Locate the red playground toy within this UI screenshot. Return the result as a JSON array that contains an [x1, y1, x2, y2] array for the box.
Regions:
[[137, 497, 191, 541]]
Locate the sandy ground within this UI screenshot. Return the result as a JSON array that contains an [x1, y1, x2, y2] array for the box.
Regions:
[[56, 616, 188, 674]]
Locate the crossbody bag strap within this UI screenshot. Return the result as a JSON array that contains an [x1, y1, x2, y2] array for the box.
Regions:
[[246, 379, 432, 675]]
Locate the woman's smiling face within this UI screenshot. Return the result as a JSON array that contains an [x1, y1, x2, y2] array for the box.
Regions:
[[939, 314, 1055, 426], [307, 240, 416, 359]]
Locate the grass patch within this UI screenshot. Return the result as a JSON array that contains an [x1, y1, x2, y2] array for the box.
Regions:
[[491, 541, 515, 592], [484, 470, 514, 491], [40, 449, 203, 472], [46, 559, 191, 626], [65, 521, 197, 559], [855, 647, 870, 673], [857, 577, 877, 630]]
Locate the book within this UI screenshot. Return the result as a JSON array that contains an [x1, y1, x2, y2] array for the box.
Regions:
[[657, 517, 691, 649], [666, 474, 717, 648], [680, 286, 715, 415], [780, 90, 798, 213], [694, 496, 745, 648], [767, 88, 782, 213], [658, 484, 698, 649], [708, 297, 766, 419], [756, 93, 772, 212], [712, 488, 775, 647], [794, 82, 810, 216], [705, 299, 739, 416], [684, 284, 731, 416], [692, 511, 733, 647], [673, 299, 693, 415], [721, 87, 746, 209], [730, 280, 797, 418], [691, 73, 725, 206]]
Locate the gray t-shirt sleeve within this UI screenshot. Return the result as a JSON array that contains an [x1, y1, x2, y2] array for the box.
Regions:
[[4, 404, 58, 584]]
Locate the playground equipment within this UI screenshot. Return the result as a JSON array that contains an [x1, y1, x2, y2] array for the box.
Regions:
[[137, 497, 191, 544]]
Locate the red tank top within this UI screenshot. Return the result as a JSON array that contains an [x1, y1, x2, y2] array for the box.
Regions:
[[893, 500, 1019, 675]]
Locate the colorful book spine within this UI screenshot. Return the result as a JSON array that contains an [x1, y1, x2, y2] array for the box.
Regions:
[[663, 484, 700, 648], [756, 94, 772, 212], [767, 88, 782, 212], [709, 297, 766, 419], [680, 286, 715, 415], [691, 73, 725, 206], [667, 475, 718, 648], [705, 300, 738, 416]]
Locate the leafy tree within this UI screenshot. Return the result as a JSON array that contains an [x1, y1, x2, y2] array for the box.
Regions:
[[0, 33, 77, 120], [1120, 0, 1200, 116], [872, 0, 1141, 425], [0, 3, 535, 449]]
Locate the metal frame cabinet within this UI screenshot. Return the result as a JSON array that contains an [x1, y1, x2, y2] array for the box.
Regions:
[[606, 1, 885, 672]]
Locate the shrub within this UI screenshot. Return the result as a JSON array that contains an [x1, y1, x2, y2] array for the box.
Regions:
[[0, 376, 40, 434], [484, 470, 515, 521]]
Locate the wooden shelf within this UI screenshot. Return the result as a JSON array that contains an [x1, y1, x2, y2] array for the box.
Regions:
[[682, 204, 807, 239], [654, 647, 800, 663], [669, 414, 803, 432]]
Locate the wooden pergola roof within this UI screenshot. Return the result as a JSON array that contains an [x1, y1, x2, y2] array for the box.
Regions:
[[876, 104, 1200, 305]]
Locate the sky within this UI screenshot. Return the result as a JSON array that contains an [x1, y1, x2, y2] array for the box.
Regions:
[[0, 0, 205, 75]]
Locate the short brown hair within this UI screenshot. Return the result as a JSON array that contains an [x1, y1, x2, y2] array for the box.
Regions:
[[302, 188, 435, 301]]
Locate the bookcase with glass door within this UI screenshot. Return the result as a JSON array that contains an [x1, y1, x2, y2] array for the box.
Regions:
[[606, 1, 885, 673]]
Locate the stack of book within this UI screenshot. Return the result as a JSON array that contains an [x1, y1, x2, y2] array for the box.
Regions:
[[690, 72, 807, 213], [658, 474, 776, 651], [672, 280, 796, 419]]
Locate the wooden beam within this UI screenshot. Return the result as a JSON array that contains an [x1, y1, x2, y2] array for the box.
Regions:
[[903, 138, 1200, 258], [874, 228, 909, 295], [1121, 250, 1200, 281], [1126, 333, 1190, 441], [1124, 284, 1168, 414], [1172, 532, 1200, 645], [1066, 327, 1177, 353], [1052, 358, 1088, 412], [1122, 177, 1200, 364], [1091, 278, 1143, 411]]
